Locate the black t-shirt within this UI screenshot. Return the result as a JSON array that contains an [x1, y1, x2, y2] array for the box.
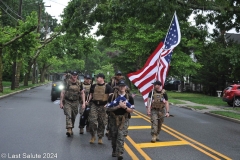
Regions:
[[148, 90, 168, 100], [108, 93, 134, 115]]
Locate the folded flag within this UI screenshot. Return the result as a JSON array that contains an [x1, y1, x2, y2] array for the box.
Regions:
[[107, 95, 134, 109]]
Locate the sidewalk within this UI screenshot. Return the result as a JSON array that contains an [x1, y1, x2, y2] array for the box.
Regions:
[[171, 99, 240, 123]]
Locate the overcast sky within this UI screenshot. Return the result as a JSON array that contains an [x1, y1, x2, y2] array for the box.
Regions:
[[43, 0, 70, 23], [42, 0, 236, 35]]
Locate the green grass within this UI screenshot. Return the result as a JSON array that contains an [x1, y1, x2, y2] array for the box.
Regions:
[[224, 107, 240, 111], [2, 81, 11, 87], [0, 81, 50, 96], [167, 91, 226, 106], [187, 106, 208, 110], [210, 111, 240, 120]]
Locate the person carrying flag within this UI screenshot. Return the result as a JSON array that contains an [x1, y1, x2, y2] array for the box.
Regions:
[[106, 80, 135, 159], [147, 80, 170, 143]]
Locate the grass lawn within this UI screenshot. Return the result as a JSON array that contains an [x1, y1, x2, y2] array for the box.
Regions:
[[210, 111, 240, 120], [167, 91, 227, 106], [1, 81, 50, 96]]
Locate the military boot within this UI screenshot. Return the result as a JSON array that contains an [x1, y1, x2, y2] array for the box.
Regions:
[[112, 148, 117, 157], [98, 137, 103, 144], [151, 135, 157, 143], [66, 128, 72, 137], [79, 128, 84, 134], [89, 135, 95, 144], [118, 152, 123, 160]]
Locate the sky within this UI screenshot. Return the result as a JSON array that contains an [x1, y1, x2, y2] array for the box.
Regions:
[[42, 0, 69, 23], [43, 0, 99, 36], [43, 0, 237, 35]]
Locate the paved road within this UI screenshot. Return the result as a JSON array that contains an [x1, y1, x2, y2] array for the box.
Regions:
[[0, 85, 239, 160]]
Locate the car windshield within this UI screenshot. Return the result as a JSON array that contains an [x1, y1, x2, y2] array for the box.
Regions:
[[225, 86, 233, 91]]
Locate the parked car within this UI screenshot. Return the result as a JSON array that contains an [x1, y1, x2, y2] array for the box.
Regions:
[[164, 80, 181, 91], [222, 84, 240, 107]]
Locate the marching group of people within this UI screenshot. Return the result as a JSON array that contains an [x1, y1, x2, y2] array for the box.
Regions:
[[59, 70, 170, 160]]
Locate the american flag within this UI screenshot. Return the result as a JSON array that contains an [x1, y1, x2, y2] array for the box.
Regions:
[[107, 95, 135, 109], [127, 13, 181, 107]]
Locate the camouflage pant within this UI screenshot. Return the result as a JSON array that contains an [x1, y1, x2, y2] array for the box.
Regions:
[[64, 99, 79, 129], [88, 103, 107, 138], [151, 108, 165, 135], [109, 114, 129, 154]]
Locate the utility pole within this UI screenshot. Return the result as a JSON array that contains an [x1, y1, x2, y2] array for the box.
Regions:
[[32, 2, 50, 84], [11, 0, 22, 90]]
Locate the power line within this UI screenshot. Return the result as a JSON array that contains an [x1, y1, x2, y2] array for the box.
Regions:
[[0, 0, 23, 20], [47, 0, 67, 7], [0, 5, 18, 21]]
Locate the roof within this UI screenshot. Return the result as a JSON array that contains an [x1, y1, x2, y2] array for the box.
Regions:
[[225, 33, 240, 43]]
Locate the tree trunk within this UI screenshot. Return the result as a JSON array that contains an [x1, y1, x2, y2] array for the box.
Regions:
[[0, 47, 3, 93], [11, 60, 16, 90], [24, 61, 32, 86], [40, 68, 46, 83], [15, 61, 22, 88], [32, 59, 36, 84]]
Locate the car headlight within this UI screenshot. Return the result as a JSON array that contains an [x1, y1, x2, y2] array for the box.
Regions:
[[58, 85, 64, 90]]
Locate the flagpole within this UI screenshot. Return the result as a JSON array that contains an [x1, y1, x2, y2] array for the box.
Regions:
[[148, 12, 176, 109]]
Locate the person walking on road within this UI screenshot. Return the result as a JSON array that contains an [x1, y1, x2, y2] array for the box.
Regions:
[[60, 71, 85, 137], [106, 70, 125, 140], [106, 80, 134, 159], [79, 74, 92, 134], [87, 73, 113, 144], [147, 80, 169, 142]]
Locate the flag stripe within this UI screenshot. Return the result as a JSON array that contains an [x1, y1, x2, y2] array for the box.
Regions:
[[127, 13, 181, 107]]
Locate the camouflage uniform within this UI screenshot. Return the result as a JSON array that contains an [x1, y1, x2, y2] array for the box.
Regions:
[[149, 89, 168, 140], [107, 92, 134, 158], [79, 82, 91, 132], [107, 72, 125, 140], [63, 79, 81, 130], [88, 103, 107, 138], [89, 82, 113, 143], [65, 100, 79, 129]]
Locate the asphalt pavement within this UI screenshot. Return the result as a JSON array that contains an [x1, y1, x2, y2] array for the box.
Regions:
[[1, 83, 240, 124]]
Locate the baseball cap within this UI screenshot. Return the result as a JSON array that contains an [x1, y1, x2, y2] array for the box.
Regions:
[[115, 70, 122, 75], [84, 74, 91, 79], [71, 71, 78, 76], [152, 80, 162, 86], [118, 80, 126, 86], [96, 73, 105, 79]]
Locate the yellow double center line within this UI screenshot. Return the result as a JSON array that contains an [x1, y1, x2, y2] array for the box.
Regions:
[[124, 110, 232, 160]]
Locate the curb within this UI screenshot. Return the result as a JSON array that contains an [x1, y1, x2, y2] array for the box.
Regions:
[[0, 83, 51, 100], [171, 102, 240, 124], [205, 112, 240, 124]]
